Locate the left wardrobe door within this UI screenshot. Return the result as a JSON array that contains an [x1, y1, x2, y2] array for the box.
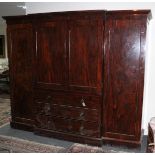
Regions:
[[7, 23, 34, 129]]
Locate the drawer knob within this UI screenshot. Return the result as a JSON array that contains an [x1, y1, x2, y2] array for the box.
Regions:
[[46, 95, 52, 100], [80, 126, 85, 135], [44, 103, 51, 115], [80, 112, 85, 117], [81, 99, 86, 107], [68, 125, 72, 130], [80, 126, 84, 131], [68, 120, 72, 131], [47, 121, 51, 129], [40, 109, 44, 114]]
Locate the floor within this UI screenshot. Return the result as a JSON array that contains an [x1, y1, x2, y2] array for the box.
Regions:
[[0, 93, 148, 153], [0, 94, 10, 126]]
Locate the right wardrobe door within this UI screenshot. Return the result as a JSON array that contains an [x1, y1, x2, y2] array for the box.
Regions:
[[103, 11, 150, 145]]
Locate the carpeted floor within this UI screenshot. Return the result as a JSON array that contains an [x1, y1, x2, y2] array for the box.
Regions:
[[0, 134, 105, 153], [0, 93, 147, 153], [0, 94, 10, 127], [0, 124, 147, 153], [0, 134, 65, 153]]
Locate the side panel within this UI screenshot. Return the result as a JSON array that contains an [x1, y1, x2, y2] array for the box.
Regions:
[[103, 15, 147, 142], [8, 23, 34, 126]]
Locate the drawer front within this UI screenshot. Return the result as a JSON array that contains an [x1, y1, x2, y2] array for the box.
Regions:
[[36, 102, 100, 122], [35, 115, 100, 138], [64, 95, 100, 110], [34, 90, 101, 109]]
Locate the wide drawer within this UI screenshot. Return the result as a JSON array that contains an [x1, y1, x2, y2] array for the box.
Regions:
[[35, 115, 100, 138], [34, 90, 101, 109], [36, 102, 100, 123]]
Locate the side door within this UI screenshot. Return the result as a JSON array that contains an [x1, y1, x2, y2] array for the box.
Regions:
[[8, 23, 34, 125]]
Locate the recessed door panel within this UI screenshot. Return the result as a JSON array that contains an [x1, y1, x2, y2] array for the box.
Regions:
[[69, 20, 103, 94], [103, 17, 142, 140], [36, 21, 67, 90], [8, 24, 34, 121]]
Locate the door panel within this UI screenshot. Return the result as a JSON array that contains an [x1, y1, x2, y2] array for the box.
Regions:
[[69, 20, 103, 94], [36, 21, 67, 90], [103, 17, 141, 140], [8, 24, 34, 123]]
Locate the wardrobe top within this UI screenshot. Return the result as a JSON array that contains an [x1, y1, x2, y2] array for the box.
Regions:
[[3, 10, 152, 21]]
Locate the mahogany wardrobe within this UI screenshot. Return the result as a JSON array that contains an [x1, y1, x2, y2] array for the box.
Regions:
[[3, 10, 151, 146]]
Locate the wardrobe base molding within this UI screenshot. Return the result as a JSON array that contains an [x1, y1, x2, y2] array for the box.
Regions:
[[10, 121, 34, 132], [10, 123, 143, 147], [102, 137, 141, 147], [34, 127, 103, 146]]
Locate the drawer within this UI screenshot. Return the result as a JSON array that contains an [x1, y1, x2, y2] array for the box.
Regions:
[[65, 94, 100, 109], [35, 115, 100, 138], [36, 102, 100, 122], [34, 90, 101, 109]]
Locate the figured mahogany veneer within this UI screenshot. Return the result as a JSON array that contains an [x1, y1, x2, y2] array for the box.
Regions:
[[35, 115, 100, 137], [34, 90, 101, 109], [3, 10, 151, 147]]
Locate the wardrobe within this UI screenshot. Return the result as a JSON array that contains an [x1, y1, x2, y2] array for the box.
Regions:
[[3, 10, 151, 146]]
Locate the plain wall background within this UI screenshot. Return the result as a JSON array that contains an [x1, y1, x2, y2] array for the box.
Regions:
[[0, 2, 26, 67], [14, 2, 155, 135], [0, 23, 7, 66]]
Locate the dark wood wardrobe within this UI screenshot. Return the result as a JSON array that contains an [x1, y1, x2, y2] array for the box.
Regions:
[[3, 10, 151, 147]]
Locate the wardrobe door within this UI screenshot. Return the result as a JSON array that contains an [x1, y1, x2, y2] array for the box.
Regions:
[[103, 14, 147, 143], [68, 19, 103, 94], [8, 24, 34, 127], [36, 21, 67, 90]]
